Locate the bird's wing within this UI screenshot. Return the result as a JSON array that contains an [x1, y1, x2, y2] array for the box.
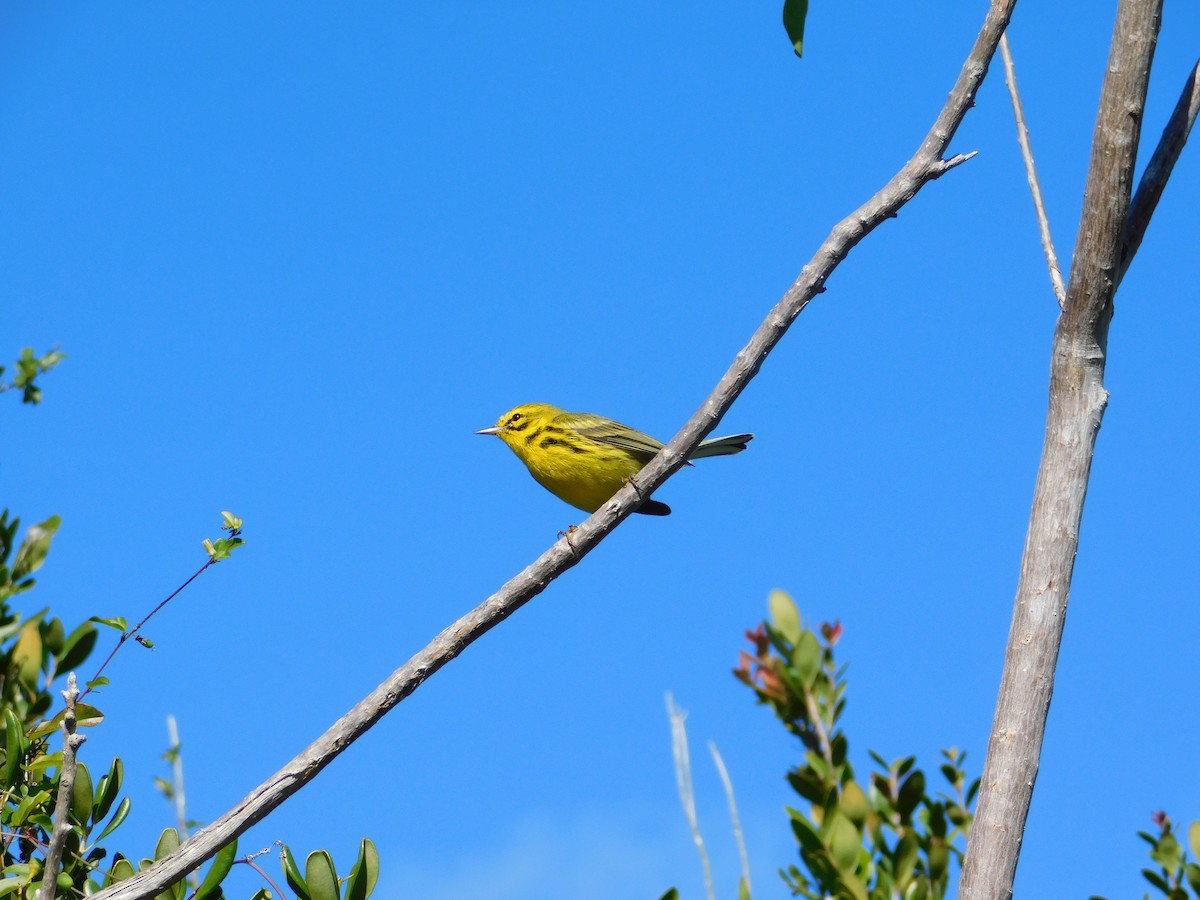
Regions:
[[561, 413, 664, 459]]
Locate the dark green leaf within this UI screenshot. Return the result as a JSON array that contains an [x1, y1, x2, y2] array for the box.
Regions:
[[896, 770, 926, 820], [1141, 869, 1169, 891], [43, 618, 64, 655], [781, 0, 809, 57], [893, 830, 920, 886], [56, 623, 98, 672], [344, 838, 379, 900], [657, 891, 680, 900], [93, 757, 124, 823], [72, 761, 94, 826], [3, 708, 25, 784], [195, 839, 238, 900], [96, 796, 132, 842], [281, 843, 311, 900]]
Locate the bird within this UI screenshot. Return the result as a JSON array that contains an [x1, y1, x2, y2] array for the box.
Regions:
[[477, 403, 753, 516]]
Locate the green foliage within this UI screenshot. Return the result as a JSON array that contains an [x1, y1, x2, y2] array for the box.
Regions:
[[734, 591, 977, 899], [1091, 812, 1200, 900], [203, 511, 246, 561], [0, 348, 66, 407], [0, 502, 378, 897]]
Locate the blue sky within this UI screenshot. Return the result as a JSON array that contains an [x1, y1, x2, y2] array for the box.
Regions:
[[3, 2, 1199, 898]]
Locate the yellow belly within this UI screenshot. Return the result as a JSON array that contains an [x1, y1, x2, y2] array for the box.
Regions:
[[525, 450, 644, 513]]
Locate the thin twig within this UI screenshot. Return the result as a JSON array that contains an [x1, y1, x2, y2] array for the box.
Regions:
[[1000, 31, 1067, 307], [81, 558, 215, 702], [666, 695, 714, 900], [88, 3, 1017, 895], [237, 847, 287, 899], [37, 674, 87, 900], [1119, 56, 1200, 286], [708, 741, 751, 896]]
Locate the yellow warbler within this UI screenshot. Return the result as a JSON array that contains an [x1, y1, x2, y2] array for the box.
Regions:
[[477, 403, 753, 516]]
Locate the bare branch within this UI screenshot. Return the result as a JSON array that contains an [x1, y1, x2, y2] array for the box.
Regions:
[[37, 674, 87, 900], [959, 1, 1163, 897], [1119, 56, 1200, 285], [1000, 32, 1067, 307], [88, 2, 1019, 896]]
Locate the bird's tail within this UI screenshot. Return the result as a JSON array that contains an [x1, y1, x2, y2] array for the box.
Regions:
[[689, 433, 755, 459]]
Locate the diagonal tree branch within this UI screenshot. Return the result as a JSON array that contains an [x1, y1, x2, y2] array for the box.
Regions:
[[1118, 55, 1200, 285], [1000, 31, 1067, 307], [958, 1, 1163, 897], [88, 2, 1019, 897]]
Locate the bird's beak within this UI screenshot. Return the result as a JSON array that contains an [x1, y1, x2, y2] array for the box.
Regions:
[[475, 425, 503, 436]]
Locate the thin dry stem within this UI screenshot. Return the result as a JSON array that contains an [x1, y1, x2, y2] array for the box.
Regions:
[[1000, 31, 1067, 306], [708, 741, 751, 895], [667, 695, 714, 900]]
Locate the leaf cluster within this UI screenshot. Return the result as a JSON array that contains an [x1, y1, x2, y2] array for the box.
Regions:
[[733, 591, 977, 900], [0, 349, 66, 407], [1091, 813, 1200, 900]]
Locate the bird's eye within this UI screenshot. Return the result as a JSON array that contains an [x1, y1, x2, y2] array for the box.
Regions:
[[511, 413, 523, 422]]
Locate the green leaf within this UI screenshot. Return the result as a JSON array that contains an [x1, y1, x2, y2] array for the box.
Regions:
[[89, 616, 128, 633], [92, 757, 124, 823], [657, 891, 680, 900], [893, 830, 920, 885], [43, 618, 64, 655], [281, 844, 311, 900], [10, 789, 52, 825], [1190, 821, 1200, 863], [3, 708, 25, 784], [10, 516, 60, 582], [788, 808, 827, 856], [72, 761, 94, 826], [928, 836, 950, 882], [155, 827, 181, 860], [828, 812, 861, 873], [840, 780, 870, 828], [56, 622, 98, 673], [768, 590, 802, 645], [96, 797, 132, 842], [782, 0, 809, 57], [344, 838, 379, 900], [896, 770, 926, 820], [106, 855, 136, 885], [306, 850, 340, 900], [1141, 869, 1169, 891], [792, 630, 822, 687], [1184, 861, 1200, 894], [195, 839, 238, 900], [13, 621, 43, 692]]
